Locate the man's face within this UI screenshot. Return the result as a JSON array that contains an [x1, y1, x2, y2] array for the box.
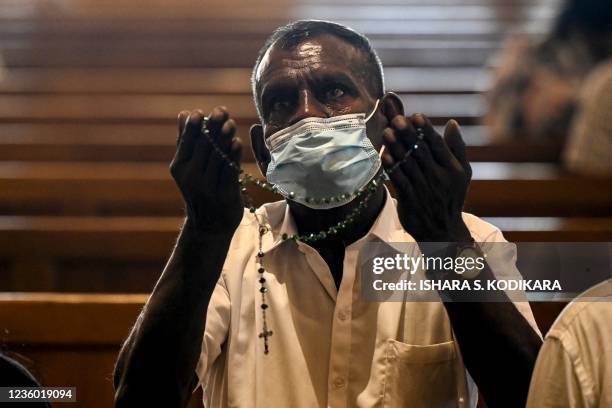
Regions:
[[254, 34, 382, 148]]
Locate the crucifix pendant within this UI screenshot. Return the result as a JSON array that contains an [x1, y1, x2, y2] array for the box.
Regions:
[[258, 329, 273, 354]]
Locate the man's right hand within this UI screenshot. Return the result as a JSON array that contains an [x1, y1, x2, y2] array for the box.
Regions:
[[170, 107, 244, 236]]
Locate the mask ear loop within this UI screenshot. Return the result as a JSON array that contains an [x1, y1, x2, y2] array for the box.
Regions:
[[365, 99, 389, 176], [378, 145, 390, 181], [365, 98, 380, 122], [367, 99, 390, 180]]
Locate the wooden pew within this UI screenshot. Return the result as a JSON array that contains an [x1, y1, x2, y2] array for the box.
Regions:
[[0, 0, 554, 23], [0, 293, 201, 407], [1, 215, 612, 292], [0, 5, 548, 69], [0, 162, 609, 217], [0, 93, 484, 125], [1, 215, 611, 258], [0, 67, 489, 94], [2, 215, 610, 261], [1, 39, 498, 68], [0, 293, 143, 408], [0, 292, 567, 408], [0, 0, 555, 70], [0, 123, 562, 162]]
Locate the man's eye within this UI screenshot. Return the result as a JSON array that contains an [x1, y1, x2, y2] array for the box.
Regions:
[[326, 87, 345, 99]]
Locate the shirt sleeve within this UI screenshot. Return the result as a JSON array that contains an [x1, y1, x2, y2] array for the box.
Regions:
[[462, 215, 544, 407], [195, 276, 231, 389], [479, 224, 543, 337], [526, 337, 590, 408]]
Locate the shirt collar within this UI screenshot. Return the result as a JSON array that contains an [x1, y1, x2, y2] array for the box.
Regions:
[[257, 186, 414, 254]]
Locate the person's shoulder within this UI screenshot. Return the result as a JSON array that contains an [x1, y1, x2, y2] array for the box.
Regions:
[[580, 58, 612, 100], [546, 279, 612, 341]]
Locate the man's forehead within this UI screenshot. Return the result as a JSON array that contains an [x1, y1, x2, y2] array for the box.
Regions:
[[255, 34, 364, 85]]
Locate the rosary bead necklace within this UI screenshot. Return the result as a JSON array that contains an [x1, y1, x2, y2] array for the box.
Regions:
[[201, 116, 423, 354]]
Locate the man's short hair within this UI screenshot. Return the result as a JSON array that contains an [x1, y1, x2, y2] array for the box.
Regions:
[[251, 20, 386, 119]]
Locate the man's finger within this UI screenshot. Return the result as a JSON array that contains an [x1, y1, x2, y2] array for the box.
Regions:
[[414, 114, 454, 169], [174, 110, 204, 164], [206, 106, 230, 140], [390, 114, 418, 152], [381, 94, 403, 124], [215, 137, 244, 194], [444, 119, 472, 177], [403, 156, 429, 195], [177, 110, 189, 146], [382, 152, 415, 203], [217, 118, 237, 153], [228, 137, 244, 167], [208, 119, 239, 183], [411, 141, 441, 185], [382, 127, 408, 163]]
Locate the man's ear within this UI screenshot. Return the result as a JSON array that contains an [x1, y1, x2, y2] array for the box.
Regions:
[[249, 124, 270, 177], [380, 92, 404, 123]]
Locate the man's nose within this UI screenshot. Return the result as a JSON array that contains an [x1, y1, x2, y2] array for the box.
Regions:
[[289, 89, 327, 126]]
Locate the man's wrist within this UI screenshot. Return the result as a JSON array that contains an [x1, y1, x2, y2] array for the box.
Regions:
[[448, 219, 472, 245], [181, 216, 236, 246], [420, 221, 472, 245]]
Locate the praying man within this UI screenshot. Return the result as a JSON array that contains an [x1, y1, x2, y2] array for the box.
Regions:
[[114, 20, 543, 408]]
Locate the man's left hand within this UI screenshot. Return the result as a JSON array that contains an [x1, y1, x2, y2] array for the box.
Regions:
[[381, 112, 472, 243]]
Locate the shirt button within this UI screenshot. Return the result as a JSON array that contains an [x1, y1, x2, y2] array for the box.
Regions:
[[333, 376, 346, 389], [337, 310, 348, 321]]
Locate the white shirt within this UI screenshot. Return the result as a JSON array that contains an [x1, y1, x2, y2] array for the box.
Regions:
[[527, 279, 612, 408], [196, 188, 540, 407]]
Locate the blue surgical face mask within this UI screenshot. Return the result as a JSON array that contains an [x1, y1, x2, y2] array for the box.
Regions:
[[265, 99, 384, 209]]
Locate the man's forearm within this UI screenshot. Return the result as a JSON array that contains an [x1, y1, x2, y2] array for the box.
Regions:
[[444, 299, 542, 407], [114, 218, 234, 407], [435, 241, 542, 407], [421, 228, 542, 407]]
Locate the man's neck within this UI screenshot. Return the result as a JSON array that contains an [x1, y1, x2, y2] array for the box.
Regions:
[[288, 184, 387, 249]]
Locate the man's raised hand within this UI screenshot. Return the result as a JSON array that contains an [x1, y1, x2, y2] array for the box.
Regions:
[[381, 110, 472, 243], [170, 107, 244, 236]]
